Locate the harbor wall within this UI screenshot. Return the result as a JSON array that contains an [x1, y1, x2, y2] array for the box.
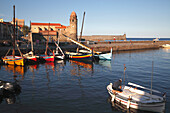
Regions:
[[0, 40, 170, 58], [79, 34, 126, 41]]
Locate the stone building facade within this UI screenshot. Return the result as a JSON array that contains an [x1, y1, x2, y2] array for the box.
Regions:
[[30, 11, 77, 42], [0, 18, 24, 42]]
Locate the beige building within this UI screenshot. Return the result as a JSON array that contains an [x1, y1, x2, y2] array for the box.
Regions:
[[0, 18, 3, 22], [0, 18, 24, 42], [31, 11, 77, 42]]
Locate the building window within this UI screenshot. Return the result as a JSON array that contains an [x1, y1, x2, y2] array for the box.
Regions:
[[72, 19, 74, 22], [34, 27, 36, 29], [58, 29, 60, 31], [44, 27, 47, 31]]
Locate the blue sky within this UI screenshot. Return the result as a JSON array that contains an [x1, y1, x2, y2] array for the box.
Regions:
[[0, 0, 170, 38]]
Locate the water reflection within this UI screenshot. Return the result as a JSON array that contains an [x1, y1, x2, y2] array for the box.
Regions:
[[69, 60, 93, 76], [107, 96, 152, 113], [95, 60, 112, 68], [3, 65, 27, 80], [162, 48, 170, 53]]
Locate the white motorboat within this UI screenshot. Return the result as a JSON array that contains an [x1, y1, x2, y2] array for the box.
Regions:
[[161, 44, 170, 48], [107, 82, 166, 112], [94, 48, 112, 60]]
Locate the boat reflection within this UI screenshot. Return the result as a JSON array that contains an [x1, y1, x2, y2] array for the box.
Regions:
[[69, 60, 93, 76], [107, 96, 152, 113], [3, 65, 27, 80], [162, 48, 170, 53], [95, 60, 112, 68], [28, 64, 39, 71]]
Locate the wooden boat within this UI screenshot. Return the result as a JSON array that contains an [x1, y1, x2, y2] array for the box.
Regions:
[[2, 56, 24, 66], [23, 31, 39, 63], [2, 6, 24, 66], [39, 23, 55, 62], [50, 41, 65, 60], [107, 82, 166, 112], [23, 51, 39, 62], [65, 52, 92, 61], [39, 55, 55, 62]]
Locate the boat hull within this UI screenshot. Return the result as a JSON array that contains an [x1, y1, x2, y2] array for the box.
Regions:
[[67, 53, 92, 61], [40, 55, 55, 62], [107, 84, 165, 112], [2, 56, 24, 66]]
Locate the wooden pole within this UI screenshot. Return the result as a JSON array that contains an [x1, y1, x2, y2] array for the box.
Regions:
[[12, 5, 15, 58], [77, 12, 85, 53], [45, 23, 50, 55], [79, 12, 85, 42]]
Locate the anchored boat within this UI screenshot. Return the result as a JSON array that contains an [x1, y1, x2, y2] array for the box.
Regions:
[[161, 44, 170, 48], [107, 64, 166, 112], [2, 6, 25, 66], [107, 82, 166, 112]]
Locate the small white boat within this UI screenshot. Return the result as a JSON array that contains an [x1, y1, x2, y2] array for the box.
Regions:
[[94, 48, 112, 60], [161, 44, 170, 48], [107, 82, 166, 112], [153, 38, 159, 42], [50, 41, 65, 60], [23, 51, 39, 62]]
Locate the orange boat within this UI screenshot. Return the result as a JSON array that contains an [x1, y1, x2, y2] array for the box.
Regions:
[[2, 6, 24, 66], [2, 56, 24, 66]]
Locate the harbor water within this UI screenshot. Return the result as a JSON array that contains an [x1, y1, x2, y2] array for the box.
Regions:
[[0, 48, 170, 113]]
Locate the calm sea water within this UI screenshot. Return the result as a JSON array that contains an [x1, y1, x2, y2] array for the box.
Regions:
[[105, 38, 170, 42], [0, 48, 170, 113], [126, 38, 170, 41]]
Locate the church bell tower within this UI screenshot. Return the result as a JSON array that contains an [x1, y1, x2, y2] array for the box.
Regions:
[[69, 11, 77, 40]]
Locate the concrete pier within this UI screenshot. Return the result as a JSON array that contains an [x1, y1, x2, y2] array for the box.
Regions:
[[87, 40, 170, 52], [0, 40, 170, 58]]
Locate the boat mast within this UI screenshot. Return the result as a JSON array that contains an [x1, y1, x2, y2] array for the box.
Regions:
[[30, 21, 34, 52], [150, 61, 153, 97], [77, 11, 85, 53], [79, 11, 85, 42], [45, 23, 50, 55], [12, 5, 16, 58]]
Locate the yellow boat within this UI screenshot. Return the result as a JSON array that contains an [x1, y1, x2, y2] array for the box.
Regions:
[[2, 56, 24, 66]]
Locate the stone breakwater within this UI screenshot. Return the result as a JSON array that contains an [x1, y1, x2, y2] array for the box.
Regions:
[[87, 40, 170, 52], [0, 40, 170, 58]]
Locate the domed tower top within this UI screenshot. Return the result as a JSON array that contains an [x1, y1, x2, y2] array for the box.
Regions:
[[70, 11, 77, 17], [69, 11, 77, 40]]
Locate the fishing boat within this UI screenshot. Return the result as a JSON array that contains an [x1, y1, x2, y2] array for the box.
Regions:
[[49, 41, 65, 60], [106, 65, 166, 112], [107, 82, 166, 112], [2, 56, 24, 66], [39, 55, 55, 62], [2, 6, 25, 66], [65, 51, 92, 61], [23, 32, 39, 63], [63, 36, 93, 61], [161, 44, 170, 48], [39, 23, 55, 62], [23, 51, 39, 62]]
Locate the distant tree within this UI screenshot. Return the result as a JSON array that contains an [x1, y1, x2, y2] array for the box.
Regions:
[[22, 25, 30, 36]]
